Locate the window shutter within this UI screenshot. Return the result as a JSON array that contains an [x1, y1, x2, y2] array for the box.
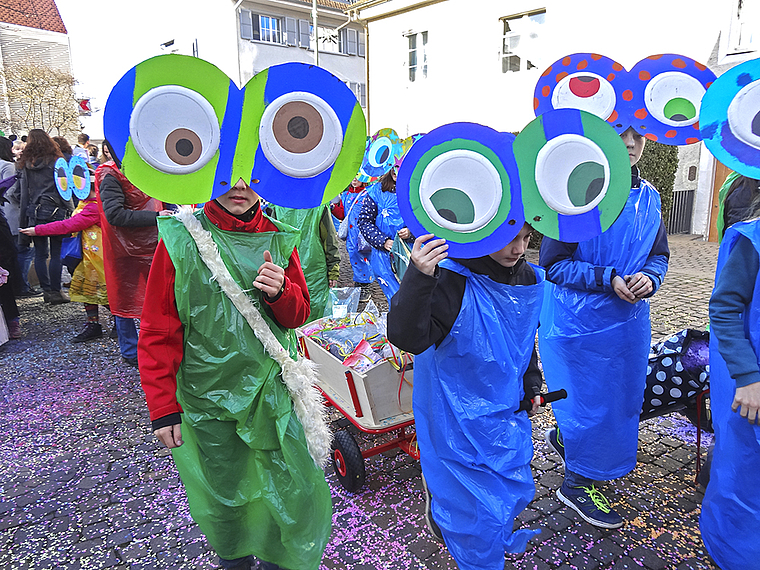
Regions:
[[240, 9, 253, 40], [360, 83, 366, 107], [252, 14, 260, 41], [299, 19, 311, 49], [285, 17, 297, 46], [347, 28, 358, 55], [350, 82, 359, 100], [358, 30, 365, 57]]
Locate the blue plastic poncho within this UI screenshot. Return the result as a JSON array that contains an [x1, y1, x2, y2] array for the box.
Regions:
[[700, 221, 760, 570], [342, 189, 373, 283], [414, 260, 544, 570], [366, 183, 405, 301], [539, 181, 662, 480]]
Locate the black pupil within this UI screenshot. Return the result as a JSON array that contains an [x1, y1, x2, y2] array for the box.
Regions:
[[176, 139, 194, 157], [438, 209, 457, 223], [288, 116, 310, 139], [379, 148, 390, 163], [752, 111, 760, 137]]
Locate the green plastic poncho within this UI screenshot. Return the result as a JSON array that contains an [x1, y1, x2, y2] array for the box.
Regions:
[[158, 212, 332, 569], [272, 205, 330, 323]]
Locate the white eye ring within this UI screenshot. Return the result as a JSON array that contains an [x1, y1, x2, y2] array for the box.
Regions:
[[368, 136, 393, 167], [552, 72, 617, 121], [419, 149, 502, 233], [644, 71, 705, 127], [727, 79, 760, 149], [259, 91, 343, 178], [129, 85, 220, 175], [535, 134, 610, 215]]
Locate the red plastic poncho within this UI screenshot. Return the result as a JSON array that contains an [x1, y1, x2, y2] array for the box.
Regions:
[[94, 162, 161, 318]]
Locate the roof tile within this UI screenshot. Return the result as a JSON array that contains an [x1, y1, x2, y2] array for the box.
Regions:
[[0, 0, 67, 34]]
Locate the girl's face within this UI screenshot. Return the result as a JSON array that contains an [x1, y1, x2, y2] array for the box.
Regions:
[[103, 146, 112, 161], [350, 178, 361, 188], [621, 128, 646, 166]]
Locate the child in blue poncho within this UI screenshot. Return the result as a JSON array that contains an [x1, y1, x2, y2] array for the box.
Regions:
[[539, 127, 669, 528], [699, 213, 760, 570], [388, 223, 544, 570]]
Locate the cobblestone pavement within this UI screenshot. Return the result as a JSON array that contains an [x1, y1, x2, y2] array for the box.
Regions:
[[0, 234, 720, 569]]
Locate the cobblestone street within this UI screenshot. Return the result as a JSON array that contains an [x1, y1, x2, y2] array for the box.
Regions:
[[0, 234, 721, 569]]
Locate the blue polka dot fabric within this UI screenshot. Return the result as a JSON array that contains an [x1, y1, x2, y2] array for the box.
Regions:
[[642, 329, 710, 417]]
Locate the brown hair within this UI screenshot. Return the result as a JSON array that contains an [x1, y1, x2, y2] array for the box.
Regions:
[[52, 136, 73, 155], [379, 168, 396, 193], [17, 129, 62, 169]]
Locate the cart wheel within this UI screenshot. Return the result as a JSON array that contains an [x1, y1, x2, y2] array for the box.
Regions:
[[332, 430, 365, 492]]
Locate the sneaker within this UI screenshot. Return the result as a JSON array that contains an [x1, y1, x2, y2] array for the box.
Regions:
[[18, 288, 43, 298], [556, 483, 624, 529], [545, 427, 565, 467], [48, 291, 70, 305], [72, 322, 103, 343], [123, 356, 138, 367], [421, 474, 444, 543], [42, 290, 54, 303], [109, 326, 118, 339], [7, 319, 20, 339]]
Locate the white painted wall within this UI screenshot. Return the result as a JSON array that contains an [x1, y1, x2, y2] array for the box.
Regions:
[[359, 0, 728, 135]]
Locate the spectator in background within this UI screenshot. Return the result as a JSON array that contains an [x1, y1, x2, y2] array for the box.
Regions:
[[12, 129, 72, 305], [95, 140, 171, 366], [73, 133, 90, 160], [0, 137, 36, 297], [87, 144, 100, 166], [52, 136, 73, 160]]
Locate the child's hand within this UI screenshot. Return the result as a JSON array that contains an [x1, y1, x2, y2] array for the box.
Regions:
[[527, 396, 542, 417], [255, 250, 285, 299], [411, 234, 448, 276], [625, 272, 653, 299], [732, 383, 760, 424], [19, 227, 36, 236], [398, 227, 411, 240], [612, 275, 637, 304], [154, 424, 183, 448]]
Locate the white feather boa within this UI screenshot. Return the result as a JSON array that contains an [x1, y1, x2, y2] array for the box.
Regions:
[[175, 207, 332, 467]]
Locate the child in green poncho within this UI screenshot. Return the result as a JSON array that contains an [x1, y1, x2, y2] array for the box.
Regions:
[[138, 179, 332, 570]]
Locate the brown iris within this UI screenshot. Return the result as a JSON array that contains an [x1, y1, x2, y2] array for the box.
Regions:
[[165, 128, 202, 165], [272, 101, 323, 154]]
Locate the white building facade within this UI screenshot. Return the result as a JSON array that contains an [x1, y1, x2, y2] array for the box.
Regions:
[[346, 0, 753, 238]]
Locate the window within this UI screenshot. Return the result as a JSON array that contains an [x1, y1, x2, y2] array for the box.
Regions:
[[407, 31, 427, 82], [501, 9, 545, 73], [240, 9, 284, 44], [727, 0, 758, 54], [350, 82, 367, 107], [299, 19, 311, 49], [319, 26, 341, 53]]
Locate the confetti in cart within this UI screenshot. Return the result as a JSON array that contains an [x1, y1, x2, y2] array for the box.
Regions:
[[298, 312, 418, 492]]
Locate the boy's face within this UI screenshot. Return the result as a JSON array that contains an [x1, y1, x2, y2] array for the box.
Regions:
[[621, 127, 646, 166], [216, 178, 260, 215], [488, 223, 532, 267]]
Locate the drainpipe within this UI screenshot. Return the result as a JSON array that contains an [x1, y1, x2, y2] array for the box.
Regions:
[[312, 0, 319, 65]]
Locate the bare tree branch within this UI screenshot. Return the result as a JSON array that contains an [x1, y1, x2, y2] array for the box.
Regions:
[[0, 61, 79, 137]]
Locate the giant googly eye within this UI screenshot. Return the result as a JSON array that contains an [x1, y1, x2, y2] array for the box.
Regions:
[[552, 72, 617, 120], [535, 54, 626, 129], [358, 128, 402, 182], [397, 122, 524, 258], [701, 58, 760, 179], [246, 62, 366, 209], [515, 109, 630, 242], [70, 156, 91, 200], [54, 157, 71, 201], [129, 85, 221, 175], [628, 55, 715, 145], [259, 91, 343, 178]]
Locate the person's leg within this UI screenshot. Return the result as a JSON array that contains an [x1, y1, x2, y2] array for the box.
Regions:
[[114, 316, 138, 364], [47, 235, 63, 292], [73, 304, 102, 342], [218, 555, 255, 570], [15, 236, 36, 294], [32, 235, 50, 292]]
